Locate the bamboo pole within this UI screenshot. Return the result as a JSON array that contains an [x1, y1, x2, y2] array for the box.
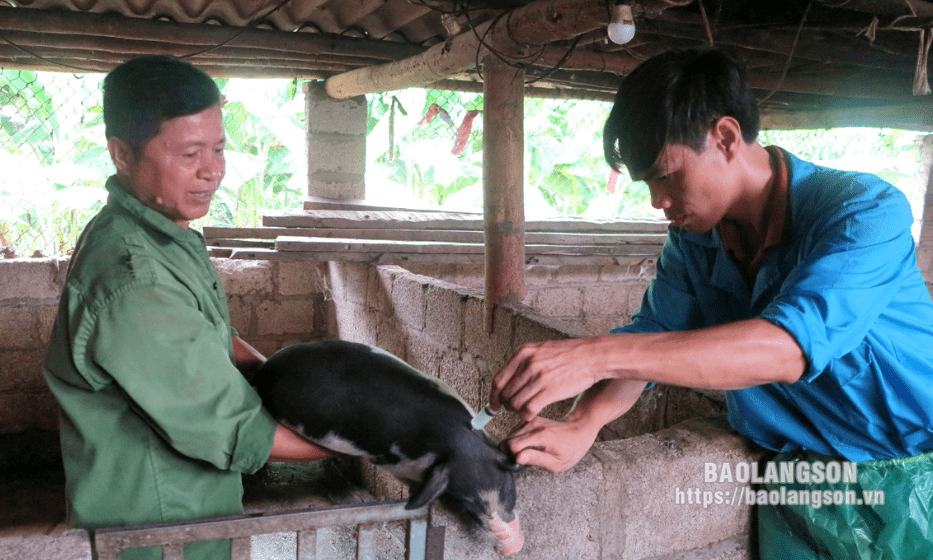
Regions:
[[482, 55, 526, 334], [324, 0, 612, 99]]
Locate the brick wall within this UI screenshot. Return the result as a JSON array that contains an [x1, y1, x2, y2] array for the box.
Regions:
[[402, 260, 656, 337], [0, 257, 68, 434], [0, 258, 330, 435]]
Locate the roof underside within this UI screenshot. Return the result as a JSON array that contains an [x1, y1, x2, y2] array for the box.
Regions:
[[2, 0, 932, 129]]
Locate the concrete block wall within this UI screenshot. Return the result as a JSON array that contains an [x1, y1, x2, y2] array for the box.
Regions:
[[0, 258, 329, 436], [402, 260, 656, 337], [0, 257, 69, 435], [0, 256, 750, 559], [434, 417, 766, 560], [318, 261, 734, 558], [305, 82, 367, 201]]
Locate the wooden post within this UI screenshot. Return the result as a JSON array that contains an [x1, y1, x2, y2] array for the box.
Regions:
[[483, 55, 526, 333]]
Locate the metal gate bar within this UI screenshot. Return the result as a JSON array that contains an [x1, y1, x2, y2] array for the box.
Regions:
[[93, 500, 441, 560]]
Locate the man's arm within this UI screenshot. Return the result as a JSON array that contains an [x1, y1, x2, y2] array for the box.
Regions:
[[232, 335, 265, 379], [492, 318, 804, 423], [268, 425, 336, 463], [230, 336, 337, 463]]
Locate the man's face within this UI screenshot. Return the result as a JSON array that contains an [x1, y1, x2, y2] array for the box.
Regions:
[[633, 133, 734, 234], [114, 105, 226, 228]]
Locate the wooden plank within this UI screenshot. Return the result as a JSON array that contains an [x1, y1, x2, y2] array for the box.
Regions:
[[228, 248, 485, 264], [203, 226, 667, 246], [206, 239, 275, 249], [274, 236, 662, 256], [263, 209, 668, 234], [227, 247, 653, 267], [303, 198, 481, 215]]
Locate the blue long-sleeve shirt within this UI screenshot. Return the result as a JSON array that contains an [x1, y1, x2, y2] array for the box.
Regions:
[[614, 148, 933, 462]]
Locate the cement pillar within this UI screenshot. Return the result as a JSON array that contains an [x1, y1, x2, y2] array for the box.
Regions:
[[304, 82, 367, 203], [482, 56, 526, 333]]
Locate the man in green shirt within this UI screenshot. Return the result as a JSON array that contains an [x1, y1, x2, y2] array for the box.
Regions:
[[43, 55, 332, 560]]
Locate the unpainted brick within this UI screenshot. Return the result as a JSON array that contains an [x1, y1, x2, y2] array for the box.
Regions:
[[225, 296, 253, 338], [593, 418, 765, 557], [213, 259, 273, 295], [328, 262, 370, 307], [423, 284, 466, 351], [256, 299, 315, 336], [278, 261, 326, 297], [530, 286, 583, 318], [0, 350, 46, 392], [436, 352, 481, 411], [582, 284, 628, 317], [306, 134, 366, 176], [305, 82, 367, 135], [463, 299, 513, 366], [307, 176, 366, 201], [0, 307, 37, 349], [389, 276, 426, 331], [36, 304, 59, 346], [0, 258, 65, 301], [374, 321, 408, 361]]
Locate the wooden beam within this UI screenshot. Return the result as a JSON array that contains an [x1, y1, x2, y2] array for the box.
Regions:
[[483, 55, 526, 333], [324, 0, 614, 99], [273, 236, 661, 256], [221, 247, 656, 267], [262, 209, 670, 234], [203, 226, 667, 246], [761, 100, 933, 130]]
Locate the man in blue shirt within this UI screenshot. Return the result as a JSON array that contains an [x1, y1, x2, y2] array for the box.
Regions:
[[490, 47, 933, 556]]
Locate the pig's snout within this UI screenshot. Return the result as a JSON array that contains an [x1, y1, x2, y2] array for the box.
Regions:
[[490, 514, 524, 556]]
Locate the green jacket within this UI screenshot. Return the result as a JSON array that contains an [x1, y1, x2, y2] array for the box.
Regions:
[[44, 176, 277, 533]]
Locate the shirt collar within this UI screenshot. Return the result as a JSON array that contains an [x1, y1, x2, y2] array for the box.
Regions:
[[717, 146, 790, 278], [105, 175, 203, 246]]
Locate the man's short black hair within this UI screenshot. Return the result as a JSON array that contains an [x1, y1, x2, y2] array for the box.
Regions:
[[103, 55, 222, 155], [603, 47, 760, 178]]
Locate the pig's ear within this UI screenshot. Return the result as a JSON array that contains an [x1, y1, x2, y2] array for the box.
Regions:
[[406, 461, 450, 510]]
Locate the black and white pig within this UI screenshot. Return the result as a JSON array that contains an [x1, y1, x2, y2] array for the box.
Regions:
[[252, 340, 524, 556]]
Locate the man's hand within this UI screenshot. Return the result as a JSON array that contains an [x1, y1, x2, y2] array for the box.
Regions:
[[504, 416, 600, 474], [491, 338, 610, 422]]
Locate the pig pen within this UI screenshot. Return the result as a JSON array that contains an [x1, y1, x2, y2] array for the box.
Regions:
[[0, 257, 765, 559]]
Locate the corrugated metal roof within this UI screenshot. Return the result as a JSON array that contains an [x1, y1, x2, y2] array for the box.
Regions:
[[2, 0, 932, 127], [11, 0, 449, 43]]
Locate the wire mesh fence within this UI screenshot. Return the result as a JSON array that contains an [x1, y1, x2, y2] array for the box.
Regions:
[[4, 70, 926, 259], [0, 70, 632, 258]]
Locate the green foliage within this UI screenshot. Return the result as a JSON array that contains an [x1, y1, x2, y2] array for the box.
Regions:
[[365, 91, 656, 218], [366, 89, 484, 209], [195, 78, 305, 230], [760, 128, 926, 232], [1, 70, 928, 257], [0, 70, 108, 256], [0, 72, 306, 256]]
